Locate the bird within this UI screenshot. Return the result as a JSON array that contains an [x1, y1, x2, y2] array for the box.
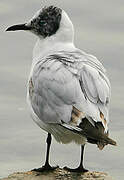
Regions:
[[6, 5, 117, 172]]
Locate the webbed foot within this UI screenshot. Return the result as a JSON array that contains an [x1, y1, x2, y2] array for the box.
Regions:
[[64, 165, 88, 173], [32, 164, 59, 172]]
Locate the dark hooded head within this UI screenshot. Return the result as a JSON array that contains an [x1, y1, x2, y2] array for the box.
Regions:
[[6, 6, 62, 38], [6, 6, 74, 42], [30, 6, 62, 37]]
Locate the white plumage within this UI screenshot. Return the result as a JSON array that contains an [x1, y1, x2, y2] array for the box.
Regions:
[[6, 6, 116, 171]]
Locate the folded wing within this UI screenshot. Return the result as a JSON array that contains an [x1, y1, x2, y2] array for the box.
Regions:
[[30, 52, 111, 133]]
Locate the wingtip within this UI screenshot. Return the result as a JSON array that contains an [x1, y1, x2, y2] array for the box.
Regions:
[[109, 138, 117, 146], [113, 141, 117, 146]]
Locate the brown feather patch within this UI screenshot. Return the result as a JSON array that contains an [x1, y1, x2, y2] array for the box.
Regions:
[[70, 107, 85, 126], [29, 78, 34, 98], [100, 111, 107, 128]]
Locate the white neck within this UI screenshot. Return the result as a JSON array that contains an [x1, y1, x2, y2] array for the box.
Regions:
[[33, 39, 75, 61]]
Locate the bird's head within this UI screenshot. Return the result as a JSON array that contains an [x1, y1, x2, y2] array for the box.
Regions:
[[6, 6, 74, 42]]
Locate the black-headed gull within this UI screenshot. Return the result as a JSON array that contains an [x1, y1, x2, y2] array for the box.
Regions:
[[6, 5, 117, 172]]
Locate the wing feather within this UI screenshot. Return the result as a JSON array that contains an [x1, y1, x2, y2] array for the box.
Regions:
[[31, 60, 85, 124], [79, 64, 110, 130], [30, 51, 111, 132]]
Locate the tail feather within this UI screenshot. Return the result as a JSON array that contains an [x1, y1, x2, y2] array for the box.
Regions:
[[61, 118, 117, 149], [105, 136, 117, 146]]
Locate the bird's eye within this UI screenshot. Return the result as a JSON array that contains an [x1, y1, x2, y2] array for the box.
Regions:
[[39, 20, 47, 25]]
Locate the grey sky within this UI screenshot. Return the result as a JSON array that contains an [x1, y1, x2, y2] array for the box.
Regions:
[[0, 0, 124, 179]]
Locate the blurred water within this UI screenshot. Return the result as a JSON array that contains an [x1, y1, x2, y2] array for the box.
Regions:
[[0, 0, 124, 179]]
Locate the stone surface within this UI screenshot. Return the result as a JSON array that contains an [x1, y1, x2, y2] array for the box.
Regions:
[[1, 168, 114, 180]]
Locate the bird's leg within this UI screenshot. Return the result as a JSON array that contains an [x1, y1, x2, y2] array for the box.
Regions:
[[32, 133, 58, 172], [64, 145, 88, 173], [44, 133, 52, 168], [77, 145, 88, 172]]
